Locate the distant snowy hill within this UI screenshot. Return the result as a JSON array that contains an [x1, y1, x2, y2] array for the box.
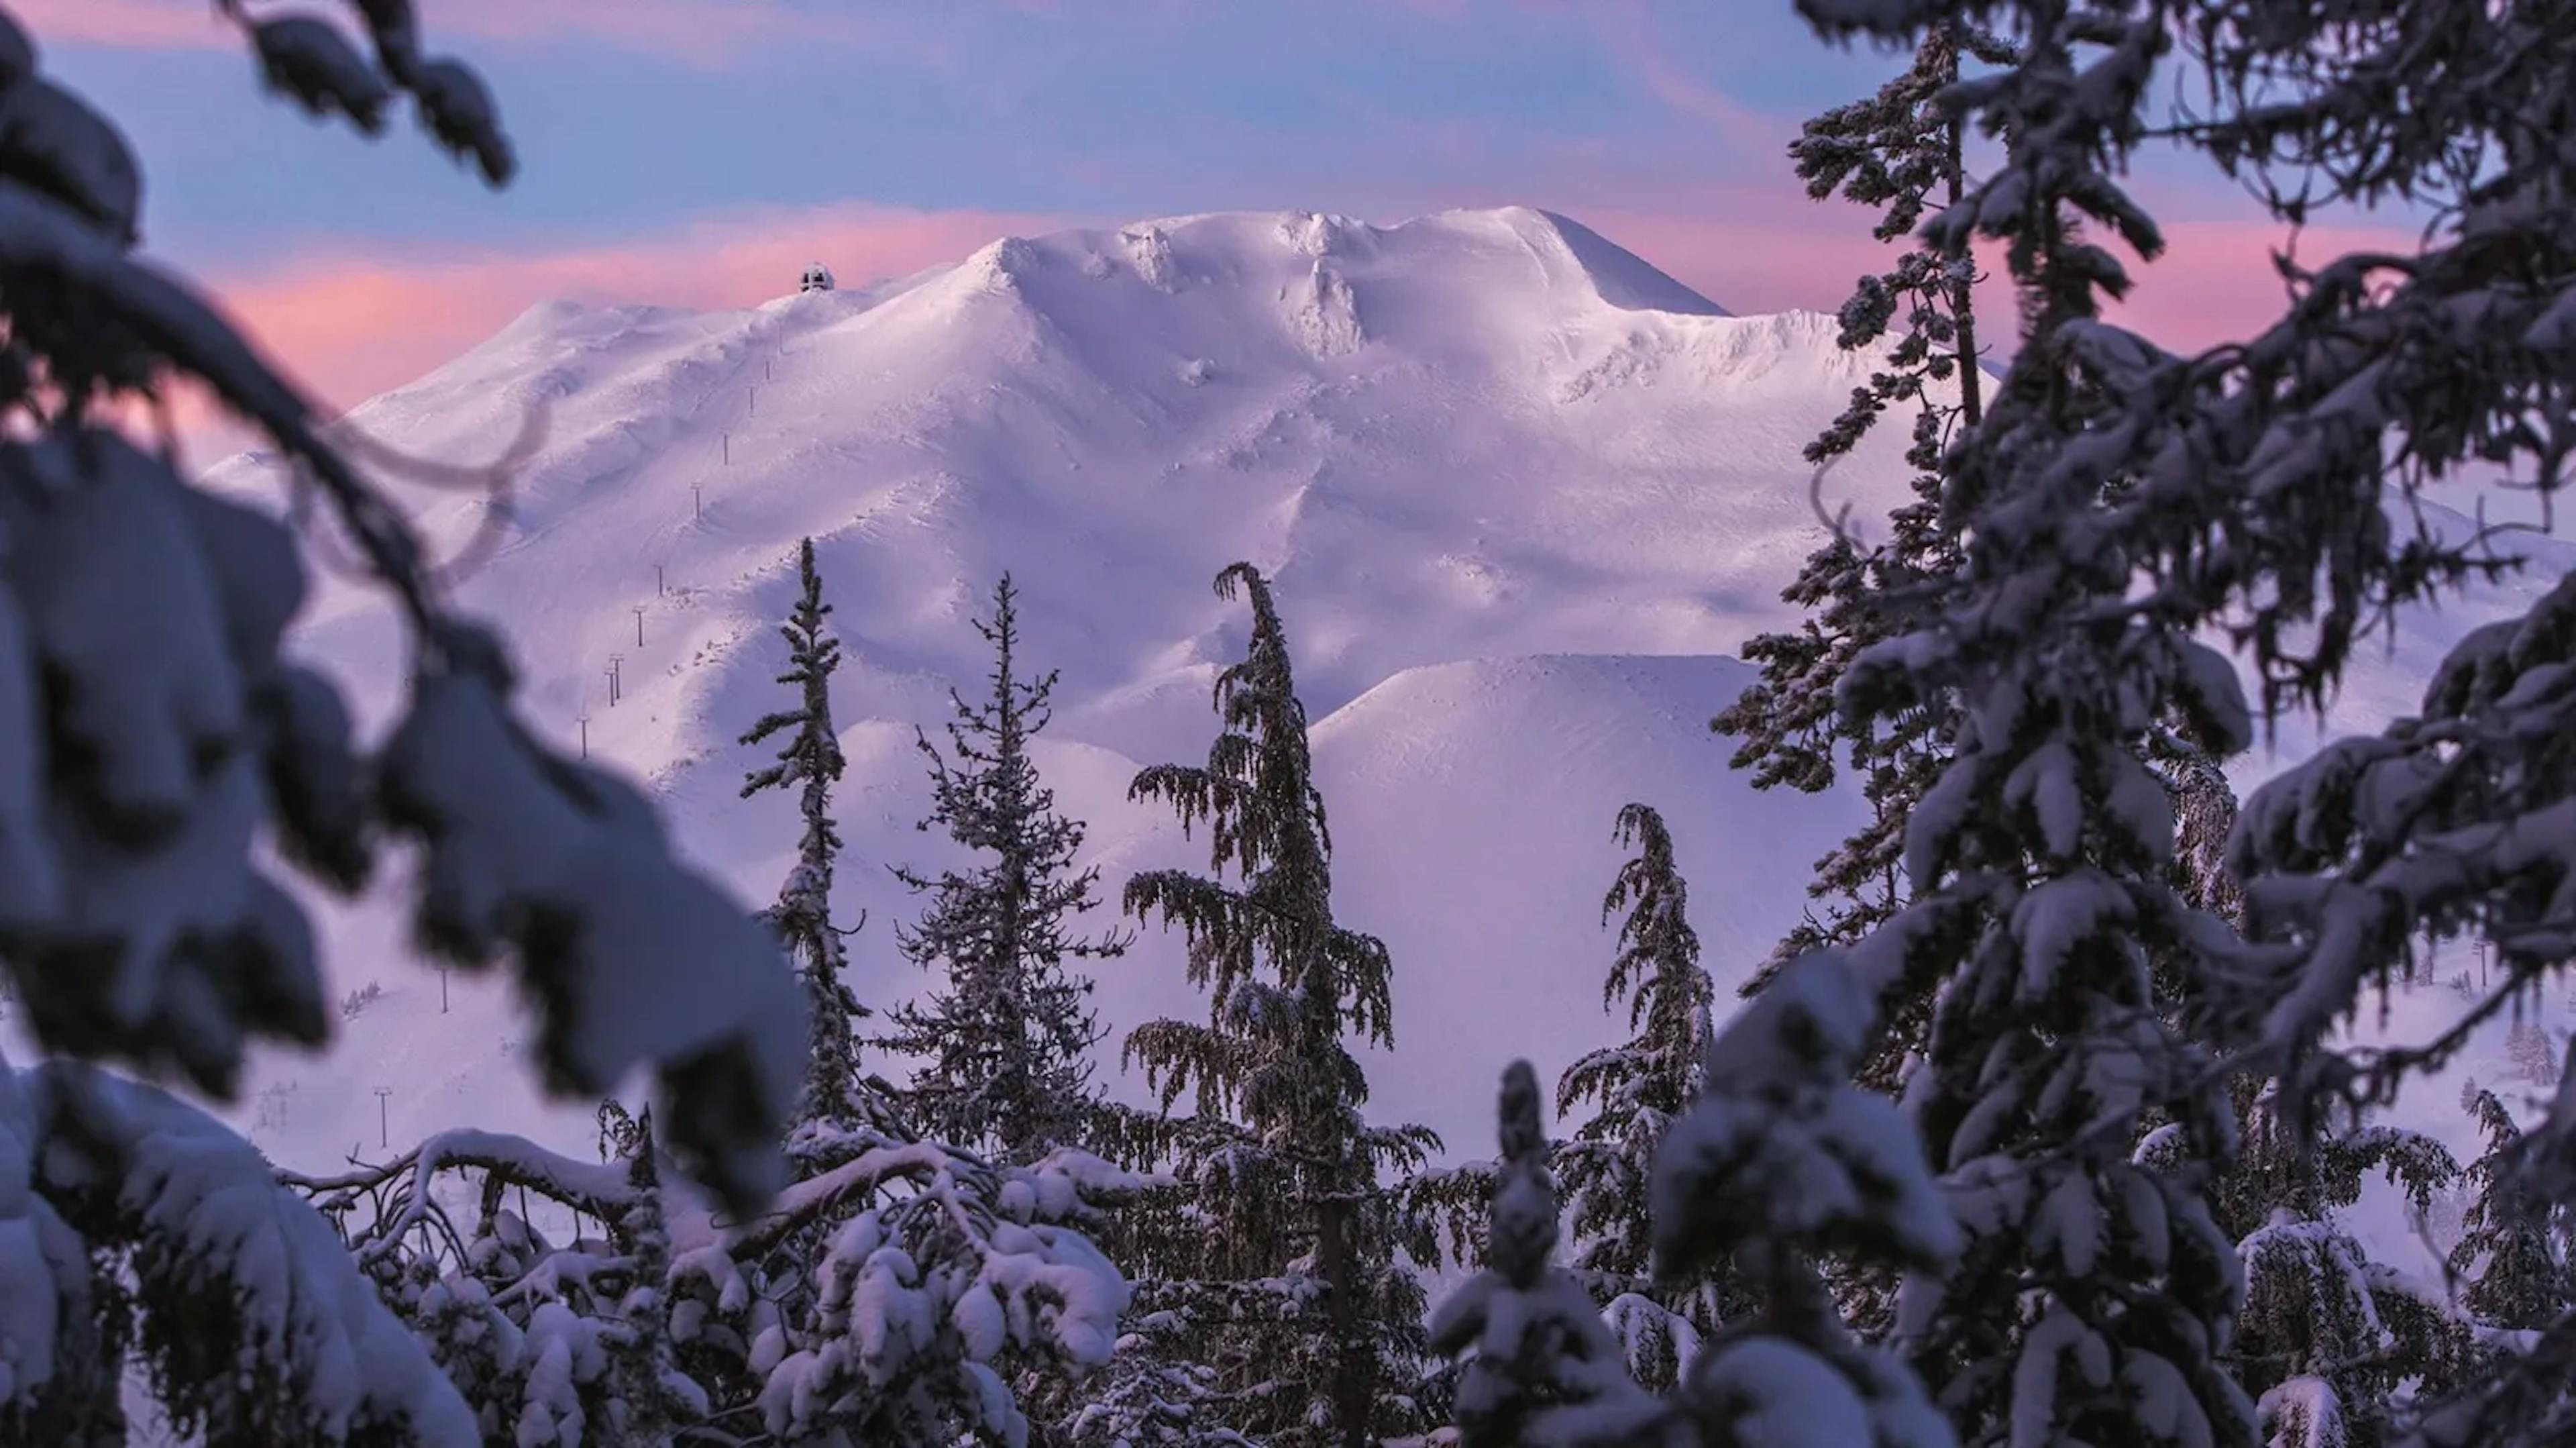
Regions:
[[35, 207, 2568, 1215]]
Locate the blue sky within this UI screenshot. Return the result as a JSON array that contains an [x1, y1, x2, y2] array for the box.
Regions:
[[25, 1, 2373, 412], [50, 4, 1882, 256]]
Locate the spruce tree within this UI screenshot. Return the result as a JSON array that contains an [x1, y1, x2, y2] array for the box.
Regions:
[[2450, 1090, 2573, 1334], [1787, 17, 2005, 457], [740, 536, 881, 1145], [2137, 1082, 2471, 1447], [1646, 929, 1962, 1443], [1114, 562, 1442, 1448], [1784, 5, 2262, 1443], [320, 562, 1151, 1445], [1430, 1061, 1656, 1445], [1887, 0, 2576, 1438], [1715, 21, 2010, 1092], [879, 574, 1129, 1163], [1553, 803, 1744, 1388]]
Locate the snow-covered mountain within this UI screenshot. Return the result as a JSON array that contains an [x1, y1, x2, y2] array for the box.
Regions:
[[49, 207, 2569, 1217]]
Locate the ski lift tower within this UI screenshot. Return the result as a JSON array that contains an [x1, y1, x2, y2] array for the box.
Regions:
[[798, 262, 835, 294]]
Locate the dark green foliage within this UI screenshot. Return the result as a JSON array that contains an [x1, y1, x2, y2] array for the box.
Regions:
[[2451, 1090, 2574, 1333], [1716, 23, 2007, 1097], [2141, 1082, 2473, 1443], [1112, 562, 1442, 1448], [1788, 18, 2008, 460], [1780, 5, 2260, 1443], [878, 574, 1128, 1163], [1431, 1062, 1653, 1443], [1553, 804, 1744, 1388], [740, 537, 879, 1143]]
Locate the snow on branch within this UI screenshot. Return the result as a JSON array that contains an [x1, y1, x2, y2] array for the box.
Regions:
[[4, 1055, 476, 1444]]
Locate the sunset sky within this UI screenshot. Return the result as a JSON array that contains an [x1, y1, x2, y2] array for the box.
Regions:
[[30, 0, 2412, 421]]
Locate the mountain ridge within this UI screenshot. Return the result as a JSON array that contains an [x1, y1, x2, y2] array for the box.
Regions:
[[150, 206, 2569, 1216]]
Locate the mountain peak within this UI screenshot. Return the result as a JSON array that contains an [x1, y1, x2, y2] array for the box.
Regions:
[[1499, 208, 1729, 317], [864, 207, 1723, 339]]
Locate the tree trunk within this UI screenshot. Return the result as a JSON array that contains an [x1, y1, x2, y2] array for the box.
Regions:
[[1318, 1178, 1373, 1448], [1943, 38, 1984, 431]]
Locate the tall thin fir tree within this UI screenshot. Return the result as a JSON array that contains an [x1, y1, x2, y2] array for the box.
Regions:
[[1111, 562, 1442, 1448], [1552, 803, 1746, 1390], [2449, 1090, 2573, 1336], [1715, 20, 2010, 1090], [879, 572, 1131, 1163], [740, 537, 882, 1146], [1789, 16, 2004, 455], [1790, 4, 2261, 1443]]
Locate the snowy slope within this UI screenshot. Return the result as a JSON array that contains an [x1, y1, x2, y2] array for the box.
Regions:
[[23, 206, 2567, 1194]]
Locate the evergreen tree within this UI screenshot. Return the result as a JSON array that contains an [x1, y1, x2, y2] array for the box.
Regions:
[[1553, 803, 1743, 1389], [1431, 1061, 1656, 1445], [2450, 1090, 2573, 1334], [1715, 22, 2010, 1094], [1648, 931, 1962, 1445], [305, 1106, 1143, 1447], [879, 574, 1130, 1163], [2138, 1083, 2471, 1447], [321, 568, 1158, 1444], [1784, 5, 2263, 1443], [1113, 562, 1442, 1448], [1057, 1317, 1258, 1448], [741, 536, 883, 1145], [1787, 17, 2004, 459], [1925, 0, 2576, 1439]]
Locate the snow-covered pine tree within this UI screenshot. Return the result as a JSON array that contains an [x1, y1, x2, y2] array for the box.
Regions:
[[327, 565, 1159, 1441], [1784, 3, 2263, 1443], [1941, 1, 2576, 1440], [741, 535, 885, 1145], [2137, 1080, 2471, 1447], [2449, 1090, 2572, 1335], [2232, 574, 2576, 1445], [880, 573, 1130, 1164], [313, 546, 1145, 1445], [1786, 16, 2004, 458], [0, 5, 802, 1436], [303, 1108, 1145, 1446], [1056, 1314, 1258, 1448], [713, 544, 1146, 1443], [1552, 803, 1743, 1390], [1714, 20, 2009, 1051], [1430, 1061, 1658, 1445], [2143, 735, 2414, 1448], [1112, 562, 1442, 1448], [1, 1061, 477, 1443], [1646, 924, 1962, 1445]]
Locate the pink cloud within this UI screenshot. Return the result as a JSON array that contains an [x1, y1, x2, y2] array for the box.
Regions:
[[2104, 217, 2424, 355], [14, 0, 914, 66], [1590, 189, 2420, 360], [167, 203, 1046, 452], [13, 0, 227, 49]]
